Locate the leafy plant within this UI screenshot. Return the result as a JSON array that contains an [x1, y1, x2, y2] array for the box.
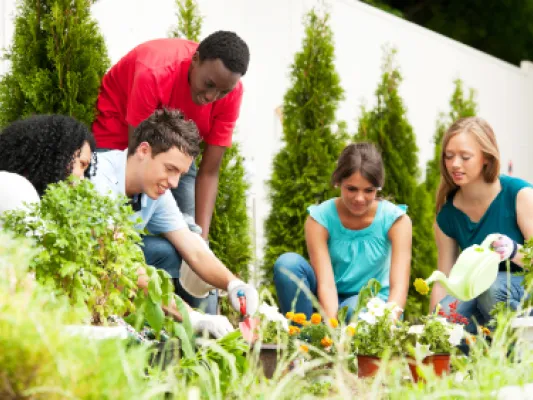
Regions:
[[0, 178, 173, 334]]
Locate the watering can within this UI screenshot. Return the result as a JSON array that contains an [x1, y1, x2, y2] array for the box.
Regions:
[[425, 234, 502, 301]]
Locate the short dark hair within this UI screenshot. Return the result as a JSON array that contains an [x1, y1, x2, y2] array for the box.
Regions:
[[331, 142, 385, 188], [128, 108, 201, 158], [197, 31, 249, 76], [0, 114, 96, 196]]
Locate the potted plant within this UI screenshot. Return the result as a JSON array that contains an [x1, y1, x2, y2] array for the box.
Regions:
[[350, 297, 405, 378], [405, 302, 465, 382]]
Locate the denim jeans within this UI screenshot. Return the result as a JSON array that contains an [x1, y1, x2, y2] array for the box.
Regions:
[[439, 271, 527, 333], [141, 235, 217, 314], [171, 160, 197, 217], [273, 252, 361, 322]]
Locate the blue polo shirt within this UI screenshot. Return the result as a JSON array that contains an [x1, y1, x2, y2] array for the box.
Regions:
[[90, 150, 187, 235]]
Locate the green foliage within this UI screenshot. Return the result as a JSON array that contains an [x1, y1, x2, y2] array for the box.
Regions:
[[262, 9, 347, 285], [362, 0, 533, 66], [0, 233, 160, 400], [2, 178, 145, 323], [354, 48, 435, 320], [208, 142, 253, 280], [0, 0, 110, 128], [425, 79, 477, 203], [169, 0, 202, 42]]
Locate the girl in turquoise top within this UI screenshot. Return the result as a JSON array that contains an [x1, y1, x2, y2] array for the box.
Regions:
[[273, 143, 412, 321], [430, 117, 533, 332]]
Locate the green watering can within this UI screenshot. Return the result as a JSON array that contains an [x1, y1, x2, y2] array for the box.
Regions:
[[426, 234, 502, 301]]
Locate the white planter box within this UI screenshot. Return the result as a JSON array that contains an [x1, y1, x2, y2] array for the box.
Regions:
[[64, 325, 129, 340]]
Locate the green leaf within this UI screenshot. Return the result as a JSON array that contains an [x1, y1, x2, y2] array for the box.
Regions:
[[148, 270, 163, 304], [145, 298, 165, 334]]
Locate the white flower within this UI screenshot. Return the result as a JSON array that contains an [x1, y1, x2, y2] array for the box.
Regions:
[[258, 302, 289, 330], [413, 342, 434, 361], [359, 311, 376, 325], [408, 324, 424, 335], [447, 323, 464, 347], [367, 297, 387, 317]]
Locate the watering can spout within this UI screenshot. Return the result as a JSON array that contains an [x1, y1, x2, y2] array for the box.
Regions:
[[425, 270, 449, 288]]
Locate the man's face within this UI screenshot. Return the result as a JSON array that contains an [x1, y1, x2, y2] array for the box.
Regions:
[[188, 53, 242, 105], [137, 144, 193, 200]]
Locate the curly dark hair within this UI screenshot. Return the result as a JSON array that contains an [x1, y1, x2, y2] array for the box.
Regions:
[[0, 114, 97, 196], [197, 30, 249, 76], [128, 108, 201, 158]]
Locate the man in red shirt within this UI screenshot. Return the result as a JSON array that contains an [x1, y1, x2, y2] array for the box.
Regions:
[[93, 31, 249, 242]]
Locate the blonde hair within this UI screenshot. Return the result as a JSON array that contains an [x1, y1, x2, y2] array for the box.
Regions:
[[435, 117, 500, 213]]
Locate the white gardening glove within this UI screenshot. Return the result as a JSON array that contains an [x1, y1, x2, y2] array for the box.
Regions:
[[227, 279, 259, 316], [488, 234, 518, 261], [188, 310, 234, 339]]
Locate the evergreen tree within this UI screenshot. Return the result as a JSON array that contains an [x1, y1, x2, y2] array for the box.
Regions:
[[355, 49, 435, 319], [170, 0, 252, 280], [169, 0, 202, 41], [0, 0, 109, 128], [262, 9, 347, 287], [425, 79, 477, 200]]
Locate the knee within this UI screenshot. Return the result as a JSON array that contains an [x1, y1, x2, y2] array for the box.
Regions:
[[273, 252, 307, 283]]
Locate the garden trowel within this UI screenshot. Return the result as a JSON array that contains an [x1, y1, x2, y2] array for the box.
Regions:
[[237, 289, 260, 343]]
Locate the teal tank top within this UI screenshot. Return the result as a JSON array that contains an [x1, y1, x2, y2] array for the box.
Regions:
[[307, 199, 407, 299], [436, 175, 532, 272]]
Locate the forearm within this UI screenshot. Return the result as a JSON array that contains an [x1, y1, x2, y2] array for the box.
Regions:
[[388, 285, 408, 310], [429, 282, 447, 312], [195, 170, 220, 240], [317, 284, 339, 319]]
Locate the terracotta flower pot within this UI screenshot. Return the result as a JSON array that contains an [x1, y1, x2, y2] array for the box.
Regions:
[[408, 354, 451, 382], [258, 343, 283, 379], [357, 355, 381, 378]]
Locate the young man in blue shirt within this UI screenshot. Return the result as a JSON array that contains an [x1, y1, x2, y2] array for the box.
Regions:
[[91, 108, 258, 338]]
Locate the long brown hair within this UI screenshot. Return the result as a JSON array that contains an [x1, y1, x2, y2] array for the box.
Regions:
[[435, 117, 500, 212]]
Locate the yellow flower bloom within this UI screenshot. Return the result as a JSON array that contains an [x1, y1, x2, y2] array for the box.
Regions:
[[299, 344, 309, 353], [481, 326, 491, 336], [346, 325, 356, 336], [289, 326, 301, 336], [414, 278, 430, 296], [285, 311, 295, 321], [327, 318, 339, 328], [311, 313, 322, 324], [292, 313, 307, 325], [320, 336, 333, 347]]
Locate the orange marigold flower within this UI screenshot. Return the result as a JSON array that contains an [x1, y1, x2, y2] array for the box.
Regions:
[[328, 318, 339, 328], [481, 327, 491, 336], [292, 313, 307, 325], [320, 336, 333, 347], [285, 311, 295, 321], [346, 326, 356, 336], [466, 335, 477, 346], [289, 326, 301, 336], [311, 313, 322, 324], [299, 344, 309, 353]]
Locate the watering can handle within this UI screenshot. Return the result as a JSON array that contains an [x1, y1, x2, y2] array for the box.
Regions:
[[481, 233, 502, 250]]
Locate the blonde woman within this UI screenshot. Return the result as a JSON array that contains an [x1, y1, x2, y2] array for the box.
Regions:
[[429, 117, 533, 332]]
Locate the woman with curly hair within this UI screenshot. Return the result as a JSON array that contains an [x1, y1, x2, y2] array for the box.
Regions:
[[0, 114, 96, 197]]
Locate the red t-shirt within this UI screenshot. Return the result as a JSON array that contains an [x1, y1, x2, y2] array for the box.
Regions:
[[92, 38, 243, 150]]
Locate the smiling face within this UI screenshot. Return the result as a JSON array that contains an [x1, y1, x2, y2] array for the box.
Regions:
[[339, 172, 379, 217], [188, 54, 241, 105], [444, 132, 487, 187], [136, 143, 193, 200]]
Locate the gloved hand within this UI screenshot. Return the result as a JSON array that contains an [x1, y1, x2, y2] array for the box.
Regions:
[[183, 213, 203, 236], [489, 234, 518, 261], [189, 310, 234, 339], [227, 279, 259, 316]]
